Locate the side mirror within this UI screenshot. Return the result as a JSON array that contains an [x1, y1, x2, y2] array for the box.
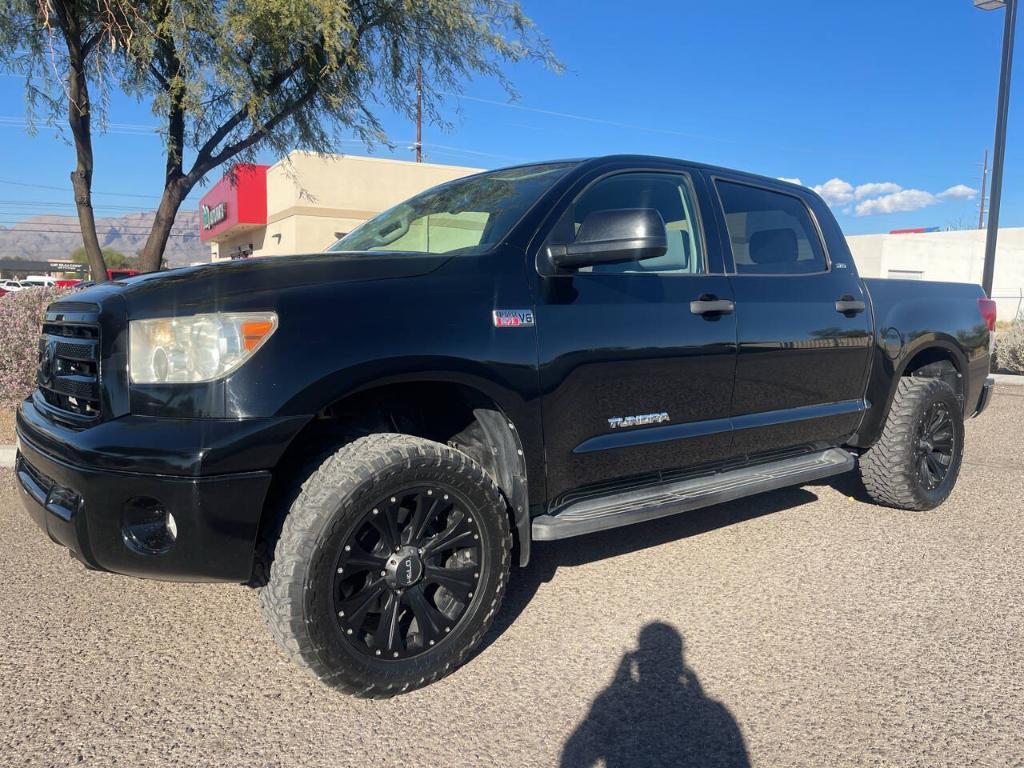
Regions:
[[546, 208, 668, 270]]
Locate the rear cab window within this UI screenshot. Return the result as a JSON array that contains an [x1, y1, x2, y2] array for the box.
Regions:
[[715, 180, 828, 275]]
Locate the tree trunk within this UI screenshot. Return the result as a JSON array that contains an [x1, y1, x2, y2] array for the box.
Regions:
[[57, 0, 108, 283], [139, 181, 189, 273], [70, 170, 107, 282]]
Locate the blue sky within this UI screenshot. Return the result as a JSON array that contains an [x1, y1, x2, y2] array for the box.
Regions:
[[0, 0, 1019, 236]]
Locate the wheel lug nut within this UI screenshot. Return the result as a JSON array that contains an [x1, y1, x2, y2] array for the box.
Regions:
[[468, 592, 473, 598], [445, 627, 451, 633], [372, 508, 379, 515], [427, 490, 433, 496], [346, 629, 353, 635], [443, 494, 449, 500], [393, 652, 399, 658], [429, 640, 435, 646], [375, 650, 381, 656], [390, 497, 396, 502], [338, 610, 345, 617], [344, 545, 351, 552], [380, 570, 386, 577], [337, 567, 344, 573]]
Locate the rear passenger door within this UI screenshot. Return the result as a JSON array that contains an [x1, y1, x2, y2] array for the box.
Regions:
[[710, 176, 873, 456]]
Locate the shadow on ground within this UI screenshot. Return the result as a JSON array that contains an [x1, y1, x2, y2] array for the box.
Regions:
[[561, 622, 751, 768]]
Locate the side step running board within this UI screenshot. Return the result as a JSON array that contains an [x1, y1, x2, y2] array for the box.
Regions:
[[531, 448, 856, 541]]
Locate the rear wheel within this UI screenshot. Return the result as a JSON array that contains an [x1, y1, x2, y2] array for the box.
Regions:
[[260, 433, 511, 697], [859, 377, 964, 510]]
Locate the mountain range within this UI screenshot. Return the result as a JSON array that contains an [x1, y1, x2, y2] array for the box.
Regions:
[[0, 210, 208, 267]]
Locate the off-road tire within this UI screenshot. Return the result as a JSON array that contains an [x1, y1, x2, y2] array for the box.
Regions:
[[259, 433, 512, 697], [860, 377, 964, 510]]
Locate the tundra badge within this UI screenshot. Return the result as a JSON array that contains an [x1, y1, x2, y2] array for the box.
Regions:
[[607, 412, 670, 429]]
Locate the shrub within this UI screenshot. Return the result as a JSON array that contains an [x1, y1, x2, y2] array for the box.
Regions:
[[0, 287, 70, 408], [997, 316, 1024, 375]]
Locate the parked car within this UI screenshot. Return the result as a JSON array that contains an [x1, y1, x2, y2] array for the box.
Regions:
[[25, 275, 57, 287], [1, 279, 28, 291], [17, 155, 995, 697]]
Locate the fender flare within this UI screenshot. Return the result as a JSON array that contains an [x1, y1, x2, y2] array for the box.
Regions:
[[473, 408, 531, 567]]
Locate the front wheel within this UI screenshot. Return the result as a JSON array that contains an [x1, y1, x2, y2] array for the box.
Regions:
[[859, 377, 965, 510], [260, 433, 511, 697]]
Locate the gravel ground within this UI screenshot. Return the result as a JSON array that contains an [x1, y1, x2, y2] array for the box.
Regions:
[[1, 391, 1022, 768]]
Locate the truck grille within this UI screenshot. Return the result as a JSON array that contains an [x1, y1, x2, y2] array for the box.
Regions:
[[36, 303, 102, 424]]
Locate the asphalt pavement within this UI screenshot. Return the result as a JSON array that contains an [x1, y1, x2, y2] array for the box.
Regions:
[[1, 390, 1022, 768]]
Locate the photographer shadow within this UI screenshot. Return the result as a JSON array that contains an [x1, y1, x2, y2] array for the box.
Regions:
[[561, 622, 750, 768]]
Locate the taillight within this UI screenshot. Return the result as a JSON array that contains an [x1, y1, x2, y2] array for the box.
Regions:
[[978, 298, 997, 332]]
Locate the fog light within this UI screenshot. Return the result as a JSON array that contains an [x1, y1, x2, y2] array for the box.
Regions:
[[122, 497, 177, 555]]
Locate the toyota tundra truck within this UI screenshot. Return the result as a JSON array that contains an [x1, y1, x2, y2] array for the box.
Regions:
[[16, 155, 996, 697]]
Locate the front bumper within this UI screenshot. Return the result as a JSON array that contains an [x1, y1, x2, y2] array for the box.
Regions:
[[973, 376, 995, 417], [16, 399, 308, 582]]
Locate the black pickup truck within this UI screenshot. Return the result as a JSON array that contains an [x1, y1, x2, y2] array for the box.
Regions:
[[17, 155, 995, 697]]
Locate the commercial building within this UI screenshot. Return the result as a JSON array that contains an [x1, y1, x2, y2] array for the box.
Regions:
[[847, 228, 1024, 321], [198, 152, 481, 260]]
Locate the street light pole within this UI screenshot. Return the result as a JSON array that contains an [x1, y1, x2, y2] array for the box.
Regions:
[[978, 0, 1018, 297]]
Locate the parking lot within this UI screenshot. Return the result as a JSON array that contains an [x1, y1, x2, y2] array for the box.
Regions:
[[1, 390, 1022, 768]]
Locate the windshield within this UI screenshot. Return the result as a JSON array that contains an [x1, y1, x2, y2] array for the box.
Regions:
[[328, 162, 576, 256]]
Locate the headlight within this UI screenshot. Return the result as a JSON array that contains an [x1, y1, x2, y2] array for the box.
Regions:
[[129, 312, 277, 384]]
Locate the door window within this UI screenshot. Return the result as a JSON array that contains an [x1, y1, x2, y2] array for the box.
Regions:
[[548, 172, 705, 274], [716, 181, 827, 275]]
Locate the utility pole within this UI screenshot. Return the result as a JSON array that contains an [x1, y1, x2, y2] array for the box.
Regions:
[[415, 62, 423, 163], [978, 149, 989, 230], [978, 0, 1018, 297]]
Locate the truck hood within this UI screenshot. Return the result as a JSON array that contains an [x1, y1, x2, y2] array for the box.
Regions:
[[75, 251, 451, 312]]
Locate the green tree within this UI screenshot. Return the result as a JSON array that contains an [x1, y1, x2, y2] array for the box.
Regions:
[[70, 245, 129, 270], [0, 1, 137, 283], [4, 0, 557, 275], [127, 0, 557, 272]]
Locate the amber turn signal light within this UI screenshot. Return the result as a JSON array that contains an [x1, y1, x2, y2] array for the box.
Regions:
[[241, 320, 275, 351]]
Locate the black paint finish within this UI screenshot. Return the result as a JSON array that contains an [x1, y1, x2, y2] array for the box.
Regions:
[[16, 155, 992, 583]]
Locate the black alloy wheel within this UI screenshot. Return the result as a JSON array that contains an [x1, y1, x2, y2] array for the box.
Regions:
[[261, 433, 511, 697], [915, 401, 955, 491], [333, 485, 484, 660], [860, 376, 965, 511]]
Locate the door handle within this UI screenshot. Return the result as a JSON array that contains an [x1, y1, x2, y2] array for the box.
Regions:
[[690, 296, 735, 316], [835, 296, 866, 315]]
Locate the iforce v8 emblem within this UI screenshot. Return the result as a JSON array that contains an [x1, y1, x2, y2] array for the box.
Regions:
[[607, 412, 670, 429], [493, 309, 535, 328]]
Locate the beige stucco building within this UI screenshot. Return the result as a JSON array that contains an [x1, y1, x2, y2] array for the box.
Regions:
[[846, 228, 1024, 322], [199, 152, 481, 260]]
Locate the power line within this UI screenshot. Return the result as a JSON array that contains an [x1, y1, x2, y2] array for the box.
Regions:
[[0, 177, 164, 199], [0, 225, 199, 238], [0, 200, 162, 212]]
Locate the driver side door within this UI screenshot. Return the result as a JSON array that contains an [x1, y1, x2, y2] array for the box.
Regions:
[[533, 167, 739, 506]]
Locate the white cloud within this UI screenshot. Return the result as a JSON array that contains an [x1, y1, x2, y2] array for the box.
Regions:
[[807, 177, 979, 217], [938, 184, 977, 200], [854, 189, 937, 217], [854, 182, 902, 200], [812, 178, 855, 206], [777, 177, 803, 186]]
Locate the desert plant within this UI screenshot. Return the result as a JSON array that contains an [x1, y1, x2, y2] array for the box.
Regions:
[[997, 316, 1024, 375], [0, 287, 69, 408]]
